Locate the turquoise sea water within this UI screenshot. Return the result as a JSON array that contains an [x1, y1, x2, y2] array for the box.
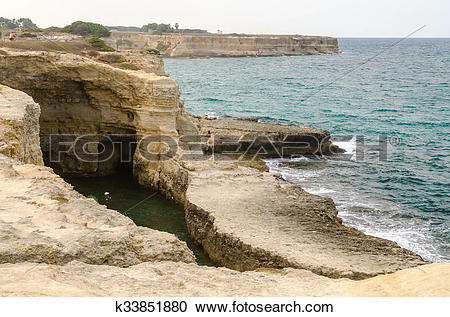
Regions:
[[165, 38, 450, 262]]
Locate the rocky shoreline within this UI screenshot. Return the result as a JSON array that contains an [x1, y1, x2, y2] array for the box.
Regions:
[[0, 48, 448, 296]]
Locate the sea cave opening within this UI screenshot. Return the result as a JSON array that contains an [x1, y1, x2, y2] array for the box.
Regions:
[[28, 81, 212, 266]]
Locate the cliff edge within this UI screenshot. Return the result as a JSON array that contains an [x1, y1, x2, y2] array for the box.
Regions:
[[105, 32, 339, 57], [0, 51, 446, 297]]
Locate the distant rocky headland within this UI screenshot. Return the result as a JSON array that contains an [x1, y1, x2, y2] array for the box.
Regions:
[[1, 18, 339, 58], [0, 27, 448, 296], [105, 32, 339, 57]]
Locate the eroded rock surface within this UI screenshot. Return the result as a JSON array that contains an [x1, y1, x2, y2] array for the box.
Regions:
[[0, 261, 448, 297], [0, 50, 433, 293], [106, 33, 340, 57], [183, 159, 426, 279], [0, 49, 196, 176], [0, 154, 195, 266], [0, 85, 43, 165], [197, 117, 343, 156]]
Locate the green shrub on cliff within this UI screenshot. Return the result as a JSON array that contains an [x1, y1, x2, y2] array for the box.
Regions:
[[64, 21, 110, 37], [22, 27, 41, 32], [19, 32, 38, 38], [142, 48, 160, 55], [116, 62, 141, 71], [86, 37, 115, 52], [98, 53, 126, 63], [43, 26, 64, 33]]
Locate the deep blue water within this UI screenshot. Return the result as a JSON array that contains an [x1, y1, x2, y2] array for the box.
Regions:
[[164, 38, 450, 262]]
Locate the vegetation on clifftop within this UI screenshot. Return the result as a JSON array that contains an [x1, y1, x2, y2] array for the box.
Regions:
[[86, 37, 115, 52], [63, 21, 111, 37], [112, 22, 208, 34], [98, 53, 126, 63], [0, 17, 38, 30], [1, 17, 208, 36]]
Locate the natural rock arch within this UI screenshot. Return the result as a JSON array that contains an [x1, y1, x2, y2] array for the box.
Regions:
[[0, 50, 196, 180]]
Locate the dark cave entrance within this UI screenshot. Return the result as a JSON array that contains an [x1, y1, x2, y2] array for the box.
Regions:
[[41, 131, 138, 177], [35, 98, 213, 265], [41, 130, 213, 265]]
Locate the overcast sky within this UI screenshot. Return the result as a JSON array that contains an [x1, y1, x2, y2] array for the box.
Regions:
[[2, 0, 449, 37]]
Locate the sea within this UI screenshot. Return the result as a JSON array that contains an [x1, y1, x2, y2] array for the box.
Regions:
[[164, 38, 449, 262]]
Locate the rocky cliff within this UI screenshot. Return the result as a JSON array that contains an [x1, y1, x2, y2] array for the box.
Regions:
[[0, 84, 195, 267], [0, 49, 196, 177], [0, 154, 195, 267], [181, 158, 425, 279], [0, 50, 427, 278], [0, 50, 446, 296], [0, 85, 43, 165], [105, 32, 339, 57]]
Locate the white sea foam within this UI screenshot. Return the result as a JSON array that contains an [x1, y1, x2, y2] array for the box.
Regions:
[[304, 187, 336, 195], [264, 157, 447, 262], [205, 112, 218, 119], [333, 136, 356, 159], [290, 156, 311, 162]]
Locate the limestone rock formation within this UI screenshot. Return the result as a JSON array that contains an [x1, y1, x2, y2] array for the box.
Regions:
[[0, 83, 195, 268], [0, 49, 435, 295], [0, 154, 195, 266], [197, 117, 344, 156], [0, 49, 196, 176], [94, 50, 166, 75], [106, 32, 340, 57], [183, 160, 426, 279], [0, 261, 448, 297], [0, 85, 43, 165]]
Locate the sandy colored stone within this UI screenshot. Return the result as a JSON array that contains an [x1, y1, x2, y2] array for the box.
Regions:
[[0, 49, 187, 136], [0, 261, 448, 297], [0, 49, 196, 177], [198, 117, 330, 135], [0, 85, 43, 165], [184, 161, 426, 279], [0, 154, 195, 267], [105, 32, 339, 57], [198, 117, 343, 156], [0, 50, 435, 296], [341, 263, 450, 296], [95, 50, 166, 75]]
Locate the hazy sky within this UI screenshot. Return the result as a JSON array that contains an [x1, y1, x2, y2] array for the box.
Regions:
[[2, 0, 449, 37]]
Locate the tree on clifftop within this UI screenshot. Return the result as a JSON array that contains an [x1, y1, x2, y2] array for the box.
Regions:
[[16, 18, 38, 29], [142, 23, 158, 32], [142, 23, 174, 33], [0, 17, 38, 30], [63, 21, 111, 37]]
